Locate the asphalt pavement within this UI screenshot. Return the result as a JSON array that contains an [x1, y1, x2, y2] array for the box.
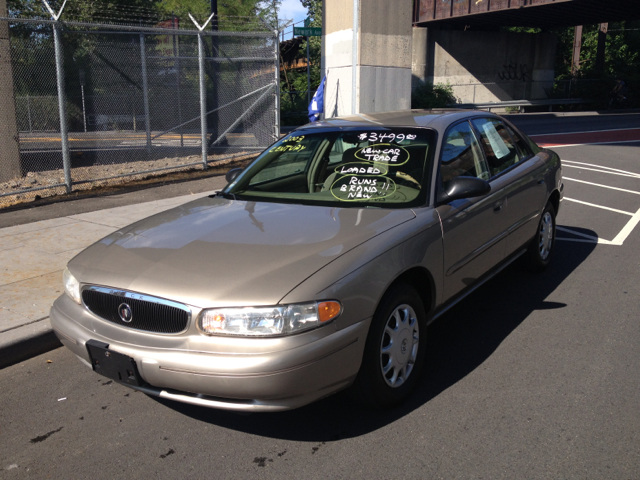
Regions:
[[1, 112, 640, 477]]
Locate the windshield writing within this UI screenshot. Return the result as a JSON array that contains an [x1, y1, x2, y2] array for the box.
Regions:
[[226, 128, 433, 208]]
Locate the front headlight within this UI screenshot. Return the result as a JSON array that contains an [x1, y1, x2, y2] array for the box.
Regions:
[[62, 268, 81, 304], [198, 301, 342, 337]]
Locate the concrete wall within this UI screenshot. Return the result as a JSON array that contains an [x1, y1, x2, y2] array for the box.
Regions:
[[412, 29, 557, 104], [0, 0, 21, 182], [322, 2, 557, 116], [323, 0, 413, 117]]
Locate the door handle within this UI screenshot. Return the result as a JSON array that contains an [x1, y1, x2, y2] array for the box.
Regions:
[[537, 178, 545, 185], [493, 201, 503, 213]]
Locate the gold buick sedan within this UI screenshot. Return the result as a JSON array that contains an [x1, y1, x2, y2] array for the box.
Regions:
[[51, 110, 562, 411]]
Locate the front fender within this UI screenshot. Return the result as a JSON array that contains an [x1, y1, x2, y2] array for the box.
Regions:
[[279, 207, 443, 331]]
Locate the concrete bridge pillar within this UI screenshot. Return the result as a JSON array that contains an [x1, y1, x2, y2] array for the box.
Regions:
[[322, 0, 413, 118]]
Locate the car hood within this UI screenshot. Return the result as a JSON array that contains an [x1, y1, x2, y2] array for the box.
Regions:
[[69, 196, 415, 307]]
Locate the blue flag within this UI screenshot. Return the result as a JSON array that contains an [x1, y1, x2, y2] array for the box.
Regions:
[[308, 75, 326, 122]]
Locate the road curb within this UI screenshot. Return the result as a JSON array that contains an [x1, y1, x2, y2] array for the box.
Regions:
[[0, 321, 62, 369]]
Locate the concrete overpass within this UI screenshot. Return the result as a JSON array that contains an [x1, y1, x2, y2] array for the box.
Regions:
[[321, 0, 638, 118], [414, 0, 638, 29]]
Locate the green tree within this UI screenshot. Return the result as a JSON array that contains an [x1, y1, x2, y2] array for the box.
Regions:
[[279, 0, 322, 124], [507, 22, 640, 106], [411, 82, 456, 109]]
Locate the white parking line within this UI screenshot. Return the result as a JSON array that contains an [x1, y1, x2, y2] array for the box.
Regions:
[[563, 160, 640, 178], [611, 207, 640, 245], [557, 206, 640, 246], [563, 197, 634, 216], [562, 166, 640, 179], [557, 226, 613, 245], [564, 177, 640, 196], [558, 163, 640, 245]]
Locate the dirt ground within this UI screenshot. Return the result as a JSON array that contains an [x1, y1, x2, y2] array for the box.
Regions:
[[0, 152, 257, 210]]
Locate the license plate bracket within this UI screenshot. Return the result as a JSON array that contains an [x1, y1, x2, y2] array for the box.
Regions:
[[86, 339, 143, 387]]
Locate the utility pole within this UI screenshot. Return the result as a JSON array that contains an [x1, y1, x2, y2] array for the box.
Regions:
[[595, 23, 608, 73], [571, 25, 583, 76], [0, 0, 22, 182]]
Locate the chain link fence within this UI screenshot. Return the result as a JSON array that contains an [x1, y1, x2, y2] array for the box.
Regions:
[[0, 16, 279, 207]]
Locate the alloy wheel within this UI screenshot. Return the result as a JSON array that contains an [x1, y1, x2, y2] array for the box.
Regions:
[[539, 211, 554, 260], [379, 304, 419, 388]]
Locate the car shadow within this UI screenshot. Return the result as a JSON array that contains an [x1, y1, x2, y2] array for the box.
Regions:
[[150, 231, 597, 441]]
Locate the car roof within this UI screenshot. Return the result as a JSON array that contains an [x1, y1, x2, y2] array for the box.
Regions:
[[298, 109, 497, 132]]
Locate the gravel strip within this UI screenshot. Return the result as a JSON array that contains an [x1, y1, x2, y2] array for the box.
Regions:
[[0, 151, 256, 208]]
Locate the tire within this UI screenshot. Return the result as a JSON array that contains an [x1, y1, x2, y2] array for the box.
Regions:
[[352, 283, 427, 409], [523, 201, 556, 272]]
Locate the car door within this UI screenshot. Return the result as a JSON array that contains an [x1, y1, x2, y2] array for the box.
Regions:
[[436, 120, 510, 301], [470, 117, 547, 256]]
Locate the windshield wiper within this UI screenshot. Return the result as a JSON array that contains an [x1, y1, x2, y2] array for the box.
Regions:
[[213, 191, 238, 200]]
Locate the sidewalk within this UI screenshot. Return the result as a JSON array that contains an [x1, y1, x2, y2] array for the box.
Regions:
[[0, 175, 228, 368]]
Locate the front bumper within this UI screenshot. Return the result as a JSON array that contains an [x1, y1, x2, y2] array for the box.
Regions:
[[50, 294, 370, 411]]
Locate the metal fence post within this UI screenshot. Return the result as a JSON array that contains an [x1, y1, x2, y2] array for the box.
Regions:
[[26, 95, 32, 133], [140, 34, 151, 153], [274, 30, 280, 139], [53, 23, 72, 193], [187, 12, 215, 168], [198, 31, 208, 168]]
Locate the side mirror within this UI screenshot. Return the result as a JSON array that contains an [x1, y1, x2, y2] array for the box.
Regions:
[[437, 176, 491, 204], [225, 168, 243, 184]]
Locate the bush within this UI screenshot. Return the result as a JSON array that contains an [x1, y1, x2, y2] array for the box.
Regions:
[[411, 82, 457, 109]]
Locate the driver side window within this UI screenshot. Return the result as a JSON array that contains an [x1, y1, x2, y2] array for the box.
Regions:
[[440, 121, 489, 190]]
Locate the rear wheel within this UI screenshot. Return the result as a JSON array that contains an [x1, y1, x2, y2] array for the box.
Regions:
[[523, 201, 556, 272], [352, 283, 427, 409]]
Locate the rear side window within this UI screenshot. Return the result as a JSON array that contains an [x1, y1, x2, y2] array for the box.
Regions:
[[505, 123, 532, 158], [440, 121, 489, 189], [471, 118, 523, 177]]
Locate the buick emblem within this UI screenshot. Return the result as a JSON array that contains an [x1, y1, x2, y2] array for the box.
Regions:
[[401, 339, 408, 355], [118, 303, 133, 323]]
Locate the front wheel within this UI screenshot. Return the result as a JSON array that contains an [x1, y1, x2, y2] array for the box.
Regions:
[[523, 201, 556, 272], [351, 283, 427, 409]]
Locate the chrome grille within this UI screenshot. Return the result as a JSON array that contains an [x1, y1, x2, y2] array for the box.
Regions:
[[82, 286, 190, 334]]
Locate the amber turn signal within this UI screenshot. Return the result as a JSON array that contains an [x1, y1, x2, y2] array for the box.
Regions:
[[318, 301, 342, 323]]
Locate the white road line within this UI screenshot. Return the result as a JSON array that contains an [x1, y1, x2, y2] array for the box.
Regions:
[[562, 160, 640, 177], [563, 197, 634, 216], [564, 177, 640, 195], [562, 165, 640, 179]]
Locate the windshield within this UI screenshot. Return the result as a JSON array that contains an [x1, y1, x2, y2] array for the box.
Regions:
[[224, 127, 435, 208]]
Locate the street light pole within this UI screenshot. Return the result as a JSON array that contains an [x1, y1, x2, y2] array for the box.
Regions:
[[307, 36, 311, 105]]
